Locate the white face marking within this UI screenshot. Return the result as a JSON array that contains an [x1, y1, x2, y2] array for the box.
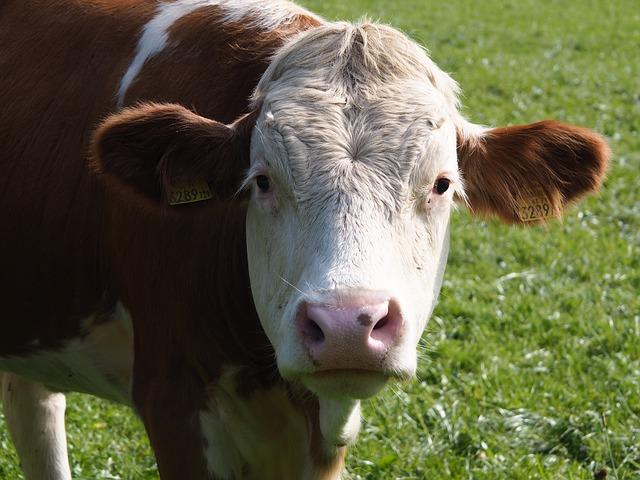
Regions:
[[200, 368, 311, 479], [245, 24, 464, 409], [0, 302, 133, 404], [117, 0, 321, 106]]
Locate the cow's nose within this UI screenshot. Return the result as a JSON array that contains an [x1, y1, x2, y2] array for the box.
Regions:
[[297, 296, 403, 371]]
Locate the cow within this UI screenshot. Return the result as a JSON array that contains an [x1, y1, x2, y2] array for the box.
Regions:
[[0, 0, 609, 479]]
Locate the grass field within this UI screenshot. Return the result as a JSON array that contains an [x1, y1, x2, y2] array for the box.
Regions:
[[1, 0, 638, 478]]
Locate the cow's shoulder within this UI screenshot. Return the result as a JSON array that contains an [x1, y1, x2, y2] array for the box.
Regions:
[[119, 0, 323, 119]]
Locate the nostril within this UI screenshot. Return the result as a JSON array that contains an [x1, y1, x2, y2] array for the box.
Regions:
[[369, 300, 402, 345], [372, 314, 389, 330], [297, 302, 327, 347], [305, 318, 325, 344]]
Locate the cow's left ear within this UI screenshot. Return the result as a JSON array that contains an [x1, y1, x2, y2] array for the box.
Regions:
[[91, 102, 257, 206], [457, 120, 610, 224]]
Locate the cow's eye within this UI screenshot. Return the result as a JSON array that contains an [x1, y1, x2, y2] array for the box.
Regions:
[[434, 177, 450, 195], [256, 175, 270, 193]]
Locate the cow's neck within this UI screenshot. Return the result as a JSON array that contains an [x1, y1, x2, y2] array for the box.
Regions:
[[200, 368, 347, 480], [110, 200, 346, 478], [108, 199, 265, 365]]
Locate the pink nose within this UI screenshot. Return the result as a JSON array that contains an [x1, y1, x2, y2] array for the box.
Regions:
[[297, 296, 403, 371]]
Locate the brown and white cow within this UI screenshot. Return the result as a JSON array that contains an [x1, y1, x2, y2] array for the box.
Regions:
[[0, 1, 609, 479]]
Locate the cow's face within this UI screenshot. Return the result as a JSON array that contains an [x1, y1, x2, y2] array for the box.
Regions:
[[245, 24, 463, 402]]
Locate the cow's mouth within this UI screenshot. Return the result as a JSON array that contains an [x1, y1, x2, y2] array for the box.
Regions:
[[303, 369, 390, 399]]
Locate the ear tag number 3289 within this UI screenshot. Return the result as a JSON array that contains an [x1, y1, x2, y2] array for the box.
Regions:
[[517, 195, 554, 222], [167, 180, 213, 205]]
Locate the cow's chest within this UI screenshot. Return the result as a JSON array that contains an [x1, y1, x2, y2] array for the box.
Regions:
[[199, 369, 313, 479], [0, 303, 133, 403]]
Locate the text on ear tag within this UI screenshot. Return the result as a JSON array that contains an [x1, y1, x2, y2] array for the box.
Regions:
[[517, 195, 555, 222], [167, 180, 213, 205]]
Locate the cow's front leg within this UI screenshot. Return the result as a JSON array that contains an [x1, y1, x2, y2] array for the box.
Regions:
[[132, 364, 213, 480], [1, 373, 72, 480]]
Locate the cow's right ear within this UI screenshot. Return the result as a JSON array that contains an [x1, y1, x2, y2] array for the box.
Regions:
[[90, 103, 257, 205], [456, 119, 609, 223]]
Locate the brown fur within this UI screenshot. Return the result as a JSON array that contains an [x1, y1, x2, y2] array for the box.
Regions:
[[123, 5, 321, 122], [457, 120, 610, 223], [0, 0, 155, 356]]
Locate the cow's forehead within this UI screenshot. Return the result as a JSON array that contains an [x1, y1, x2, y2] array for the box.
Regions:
[[261, 89, 443, 167], [264, 79, 452, 129], [260, 77, 455, 159], [252, 87, 457, 218], [248, 21, 463, 214]]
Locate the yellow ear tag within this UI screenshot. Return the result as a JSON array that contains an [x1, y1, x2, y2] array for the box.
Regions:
[[516, 193, 556, 222], [167, 180, 213, 205]]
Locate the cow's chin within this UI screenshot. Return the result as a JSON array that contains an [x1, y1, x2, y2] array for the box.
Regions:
[[278, 362, 416, 445], [301, 370, 407, 446], [302, 369, 389, 399]]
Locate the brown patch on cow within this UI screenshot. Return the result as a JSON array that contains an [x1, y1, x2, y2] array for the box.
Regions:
[[0, 0, 155, 357], [457, 120, 610, 224], [357, 313, 373, 327], [123, 5, 321, 122]]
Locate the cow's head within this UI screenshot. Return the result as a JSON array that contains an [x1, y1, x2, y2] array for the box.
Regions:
[[93, 22, 608, 445]]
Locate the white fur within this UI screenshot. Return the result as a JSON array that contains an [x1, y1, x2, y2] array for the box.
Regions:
[[0, 302, 133, 404], [0, 303, 133, 479], [200, 409, 241, 479], [244, 22, 465, 446], [200, 368, 311, 479], [117, 0, 321, 106], [318, 398, 361, 446], [1, 374, 71, 480]]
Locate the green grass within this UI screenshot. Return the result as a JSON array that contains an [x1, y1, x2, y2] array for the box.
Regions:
[[1, 0, 638, 478]]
